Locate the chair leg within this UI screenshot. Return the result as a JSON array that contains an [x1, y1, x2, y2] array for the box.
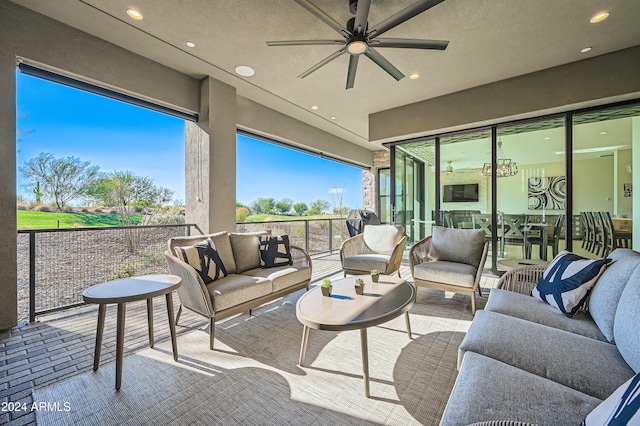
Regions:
[[397, 270, 401, 278], [209, 317, 215, 350], [471, 293, 476, 315], [175, 304, 182, 325]]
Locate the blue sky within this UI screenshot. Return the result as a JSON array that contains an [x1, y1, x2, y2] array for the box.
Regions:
[[16, 72, 362, 209]]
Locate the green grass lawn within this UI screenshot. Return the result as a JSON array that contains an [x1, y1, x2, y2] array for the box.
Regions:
[[17, 210, 137, 229], [244, 214, 341, 222]]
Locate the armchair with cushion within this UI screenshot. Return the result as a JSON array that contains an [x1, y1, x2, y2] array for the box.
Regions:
[[340, 224, 407, 277], [409, 226, 488, 314]]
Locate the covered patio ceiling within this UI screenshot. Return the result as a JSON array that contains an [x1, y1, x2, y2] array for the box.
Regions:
[[11, 0, 640, 150]]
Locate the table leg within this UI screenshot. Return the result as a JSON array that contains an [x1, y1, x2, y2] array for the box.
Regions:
[[93, 304, 106, 371], [166, 292, 179, 361], [147, 298, 154, 348], [299, 326, 310, 366], [115, 302, 126, 391], [542, 228, 548, 261], [405, 312, 412, 339], [360, 328, 370, 398]]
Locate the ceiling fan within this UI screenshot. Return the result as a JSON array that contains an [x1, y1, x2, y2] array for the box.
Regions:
[[266, 0, 449, 89]]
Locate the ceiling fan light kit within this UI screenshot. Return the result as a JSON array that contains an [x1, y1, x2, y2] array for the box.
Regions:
[[266, 0, 449, 89]]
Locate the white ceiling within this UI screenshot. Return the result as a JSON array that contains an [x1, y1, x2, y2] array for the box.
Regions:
[[12, 0, 640, 151]]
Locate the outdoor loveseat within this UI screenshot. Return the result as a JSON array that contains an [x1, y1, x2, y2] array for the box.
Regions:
[[164, 231, 311, 349], [440, 248, 640, 425]]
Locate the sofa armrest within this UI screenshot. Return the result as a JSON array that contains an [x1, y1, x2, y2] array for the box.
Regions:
[[386, 234, 407, 275], [496, 265, 547, 295], [409, 236, 432, 272], [340, 234, 366, 260], [164, 250, 214, 317], [290, 245, 311, 270]]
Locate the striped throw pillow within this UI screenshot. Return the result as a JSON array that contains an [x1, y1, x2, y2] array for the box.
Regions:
[[532, 251, 612, 317], [581, 372, 640, 425], [174, 238, 228, 284]]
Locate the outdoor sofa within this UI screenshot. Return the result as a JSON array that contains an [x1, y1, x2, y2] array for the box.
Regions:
[[441, 248, 640, 425], [164, 231, 311, 349]]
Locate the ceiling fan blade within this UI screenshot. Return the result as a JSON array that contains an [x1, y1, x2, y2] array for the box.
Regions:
[[353, 0, 371, 35], [267, 40, 344, 47], [372, 38, 449, 50], [294, 0, 350, 37], [367, 0, 444, 38], [364, 48, 405, 81], [298, 48, 346, 78], [346, 55, 359, 89]]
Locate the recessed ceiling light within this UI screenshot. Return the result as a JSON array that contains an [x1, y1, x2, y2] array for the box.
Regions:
[[600, 131, 607, 135], [330, 116, 336, 120], [235, 65, 255, 77], [590, 11, 609, 23], [409, 73, 420, 80], [186, 41, 196, 48], [544, 137, 550, 140], [581, 46, 592, 53], [311, 105, 319, 110], [126, 8, 143, 20]]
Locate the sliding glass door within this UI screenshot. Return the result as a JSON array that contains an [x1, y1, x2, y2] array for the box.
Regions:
[[394, 144, 431, 245]]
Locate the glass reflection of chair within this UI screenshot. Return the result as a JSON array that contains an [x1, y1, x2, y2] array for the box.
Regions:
[[449, 210, 480, 229], [600, 211, 632, 257], [526, 214, 565, 260], [501, 214, 530, 259], [580, 212, 595, 252]]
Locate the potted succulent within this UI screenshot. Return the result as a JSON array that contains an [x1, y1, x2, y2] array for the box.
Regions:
[[355, 278, 365, 295], [321, 278, 332, 297], [370, 269, 380, 283]]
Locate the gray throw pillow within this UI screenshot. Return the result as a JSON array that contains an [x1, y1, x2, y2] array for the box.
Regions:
[[429, 226, 486, 267]]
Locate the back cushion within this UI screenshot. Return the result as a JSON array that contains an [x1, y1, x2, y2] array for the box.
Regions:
[[363, 225, 404, 254], [230, 233, 262, 273], [169, 231, 236, 274], [430, 226, 486, 267], [613, 265, 640, 373], [589, 249, 640, 343]]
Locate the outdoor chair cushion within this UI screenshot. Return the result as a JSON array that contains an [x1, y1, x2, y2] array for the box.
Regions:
[[173, 238, 228, 284], [412, 261, 477, 287], [243, 265, 311, 293], [429, 226, 486, 267], [206, 274, 271, 312], [363, 225, 403, 254], [458, 310, 634, 400], [342, 254, 390, 273], [258, 235, 293, 268], [531, 251, 612, 317], [484, 288, 606, 342]]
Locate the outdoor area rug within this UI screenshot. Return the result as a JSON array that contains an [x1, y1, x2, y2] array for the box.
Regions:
[[34, 287, 486, 425]]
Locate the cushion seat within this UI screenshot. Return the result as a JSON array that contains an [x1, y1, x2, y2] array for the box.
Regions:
[[342, 254, 390, 273], [243, 265, 311, 292], [485, 288, 607, 341], [206, 274, 271, 312], [413, 261, 477, 287]]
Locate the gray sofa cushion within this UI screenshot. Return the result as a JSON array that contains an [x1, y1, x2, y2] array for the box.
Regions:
[[413, 261, 477, 287], [459, 310, 635, 399], [230, 233, 262, 273], [485, 289, 607, 341], [430, 226, 486, 267], [342, 254, 390, 273], [441, 352, 601, 426], [168, 231, 236, 274], [206, 274, 271, 312], [613, 266, 640, 373], [589, 248, 640, 343], [243, 266, 311, 292]]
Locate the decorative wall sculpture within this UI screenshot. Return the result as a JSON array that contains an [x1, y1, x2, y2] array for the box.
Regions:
[[528, 176, 566, 210]]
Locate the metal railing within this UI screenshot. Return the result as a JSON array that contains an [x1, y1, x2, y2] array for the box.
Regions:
[[17, 218, 350, 322]]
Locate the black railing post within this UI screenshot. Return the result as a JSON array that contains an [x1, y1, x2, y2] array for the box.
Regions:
[[305, 220, 310, 254], [329, 219, 333, 253], [29, 232, 36, 323]]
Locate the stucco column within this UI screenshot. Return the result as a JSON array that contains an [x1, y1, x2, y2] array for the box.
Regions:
[[0, 55, 18, 330], [185, 77, 237, 233]]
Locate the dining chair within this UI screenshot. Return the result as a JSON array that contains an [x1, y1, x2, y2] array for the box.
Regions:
[[590, 211, 607, 257], [501, 214, 530, 258], [526, 214, 565, 260], [600, 211, 632, 257]]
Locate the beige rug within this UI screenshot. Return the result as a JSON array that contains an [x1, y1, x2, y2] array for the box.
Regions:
[[34, 287, 484, 425]]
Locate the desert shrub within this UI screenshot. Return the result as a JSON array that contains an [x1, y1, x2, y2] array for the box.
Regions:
[[35, 205, 51, 212], [81, 207, 89, 213], [63, 205, 74, 213], [236, 207, 250, 223], [17, 202, 28, 210], [93, 207, 103, 213], [108, 262, 139, 281], [109, 208, 118, 215]]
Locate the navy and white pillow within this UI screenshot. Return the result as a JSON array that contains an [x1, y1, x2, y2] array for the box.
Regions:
[[174, 238, 228, 284], [532, 250, 612, 317], [259, 235, 293, 268], [581, 372, 640, 425]]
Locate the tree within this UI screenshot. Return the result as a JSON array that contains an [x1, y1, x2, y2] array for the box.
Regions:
[[307, 199, 330, 215], [20, 153, 99, 209], [252, 197, 275, 214], [88, 171, 174, 252], [293, 202, 308, 216], [32, 182, 43, 204], [275, 198, 293, 214], [236, 207, 250, 223]]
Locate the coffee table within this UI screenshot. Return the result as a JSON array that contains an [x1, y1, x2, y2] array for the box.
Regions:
[[296, 275, 415, 397], [82, 274, 182, 390]]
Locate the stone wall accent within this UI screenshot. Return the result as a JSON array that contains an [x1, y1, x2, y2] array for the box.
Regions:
[[362, 150, 391, 214]]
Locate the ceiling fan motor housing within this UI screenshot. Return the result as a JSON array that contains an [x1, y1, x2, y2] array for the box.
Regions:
[[349, 0, 358, 15]]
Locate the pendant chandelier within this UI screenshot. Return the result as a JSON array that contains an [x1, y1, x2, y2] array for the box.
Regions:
[[482, 141, 518, 177]]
